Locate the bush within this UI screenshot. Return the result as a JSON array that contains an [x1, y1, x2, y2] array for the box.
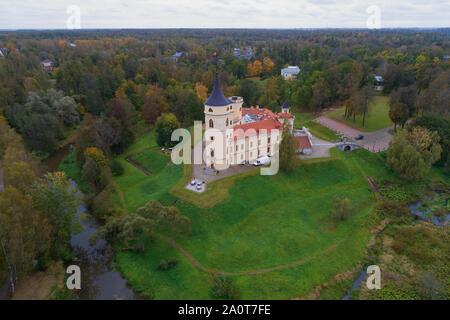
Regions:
[[110, 159, 124, 176], [210, 276, 240, 299], [375, 201, 411, 218], [157, 258, 178, 270]]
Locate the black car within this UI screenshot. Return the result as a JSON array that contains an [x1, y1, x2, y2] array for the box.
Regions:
[[355, 135, 364, 140]]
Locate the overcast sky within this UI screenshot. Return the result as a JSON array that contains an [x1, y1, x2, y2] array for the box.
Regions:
[[0, 0, 449, 29]]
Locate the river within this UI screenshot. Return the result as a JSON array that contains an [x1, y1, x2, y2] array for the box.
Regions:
[[46, 144, 135, 300], [69, 182, 135, 300]]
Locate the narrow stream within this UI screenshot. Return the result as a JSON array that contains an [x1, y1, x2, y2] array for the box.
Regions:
[[69, 181, 135, 300], [45, 144, 135, 300]]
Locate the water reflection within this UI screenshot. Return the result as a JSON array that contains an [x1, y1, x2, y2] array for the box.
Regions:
[[70, 182, 135, 300]]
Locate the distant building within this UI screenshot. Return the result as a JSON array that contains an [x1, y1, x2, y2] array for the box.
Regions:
[[171, 51, 188, 63], [443, 55, 450, 60], [233, 46, 255, 59], [41, 59, 54, 72], [69, 43, 77, 47], [281, 66, 301, 80], [374, 75, 384, 91]]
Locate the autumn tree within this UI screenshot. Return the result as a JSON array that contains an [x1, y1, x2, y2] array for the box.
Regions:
[[155, 113, 180, 148], [142, 85, 169, 124], [262, 57, 275, 76]]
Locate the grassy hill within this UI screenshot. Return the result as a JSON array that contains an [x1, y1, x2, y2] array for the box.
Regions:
[[108, 131, 391, 299]]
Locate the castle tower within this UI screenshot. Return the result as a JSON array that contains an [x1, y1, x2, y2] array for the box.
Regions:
[[204, 74, 234, 170], [279, 100, 295, 133]]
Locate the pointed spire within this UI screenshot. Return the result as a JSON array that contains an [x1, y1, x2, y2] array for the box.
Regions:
[[204, 52, 232, 107], [282, 100, 290, 109]]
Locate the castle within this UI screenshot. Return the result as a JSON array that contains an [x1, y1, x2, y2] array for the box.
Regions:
[[203, 74, 294, 171]]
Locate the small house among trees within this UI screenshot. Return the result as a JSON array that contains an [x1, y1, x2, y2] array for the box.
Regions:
[[281, 66, 301, 80]]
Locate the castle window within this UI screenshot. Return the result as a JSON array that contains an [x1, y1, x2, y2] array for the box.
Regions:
[[241, 154, 244, 160], [235, 145, 238, 152], [241, 144, 244, 150], [226, 118, 229, 126], [210, 136, 214, 141], [268, 137, 271, 143], [230, 106, 233, 109], [209, 108, 213, 112], [209, 119, 214, 128], [211, 149, 214, 157]]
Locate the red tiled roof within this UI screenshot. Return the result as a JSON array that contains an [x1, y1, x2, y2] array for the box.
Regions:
[[242, 107, 278, 120], [277, 112, 294, 118], [233, 118, 282, 140], [296, 136, 311, 149]]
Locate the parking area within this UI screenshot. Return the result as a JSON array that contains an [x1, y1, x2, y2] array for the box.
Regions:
[[185, 178, 207, 193]]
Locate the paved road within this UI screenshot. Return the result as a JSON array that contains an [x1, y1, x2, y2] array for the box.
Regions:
[[300, 136, 335, 159], [314, 116, 394, 152]]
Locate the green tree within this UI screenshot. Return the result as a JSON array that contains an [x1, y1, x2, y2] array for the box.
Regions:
[[90, 214, 152, 252], [279, 121, 298, 172], [0, 187, 51, 296], [330, 196, 354, 221], [387, 128, 441, 180], [155, 113, 180, 148], [389, 101, 409, 131], [31, 172, 80, 255]]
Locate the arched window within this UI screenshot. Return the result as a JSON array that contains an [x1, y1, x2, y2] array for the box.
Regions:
[[209, 119, 214, 128], [211, 149, 214, 157], [209, 108, 213, 112], [226, 118, 229, 126]]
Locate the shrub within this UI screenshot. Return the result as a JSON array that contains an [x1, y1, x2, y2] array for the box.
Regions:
[[375, 201, 410, 218], [110, 159, 124, 176], [157, 258, 178, 270], [330, 196, 354, 221], [210, 276, 240, 299]]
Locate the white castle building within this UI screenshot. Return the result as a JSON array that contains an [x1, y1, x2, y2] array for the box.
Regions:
[[203, 74, 294, 171]]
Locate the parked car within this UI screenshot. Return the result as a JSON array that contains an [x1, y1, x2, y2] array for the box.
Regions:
[[196, 184, 202, 191], [253, 156, 271, 167], [355, 135, 364, 140], [197, 181, 203, 186], [239, 161, 246, 166], [190, 179, 196, 185]]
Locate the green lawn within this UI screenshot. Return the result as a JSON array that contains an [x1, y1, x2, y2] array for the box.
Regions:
[[301, 121, 340, 142], [110, 130, 393, 299], [325, 96, 393, 132]]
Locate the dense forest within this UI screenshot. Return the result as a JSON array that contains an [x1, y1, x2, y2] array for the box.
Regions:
[[0, 29, 449, 299]]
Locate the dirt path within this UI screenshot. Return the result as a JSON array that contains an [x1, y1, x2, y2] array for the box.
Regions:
[[11, 261, 65, 300], [125, 156, 152, 175], [161, 235, 345, 276], [366, 176, 384, 200]]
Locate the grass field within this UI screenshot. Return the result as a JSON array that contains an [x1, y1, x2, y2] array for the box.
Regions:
[[108, 130, 394, 299], [325, 96, 393, 132], [302, 121, 340, 142]]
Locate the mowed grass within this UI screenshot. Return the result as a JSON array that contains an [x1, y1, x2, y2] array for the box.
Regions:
[[301, 121, 340, 142], [113, 130, 392, 299], [325, 96, 393, 132]]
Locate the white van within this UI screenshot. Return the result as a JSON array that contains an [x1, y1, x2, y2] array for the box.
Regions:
[[253, 156, 271, 167]]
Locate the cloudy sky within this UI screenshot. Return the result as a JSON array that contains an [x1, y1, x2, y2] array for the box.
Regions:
[[0, 0, 448, 29]]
